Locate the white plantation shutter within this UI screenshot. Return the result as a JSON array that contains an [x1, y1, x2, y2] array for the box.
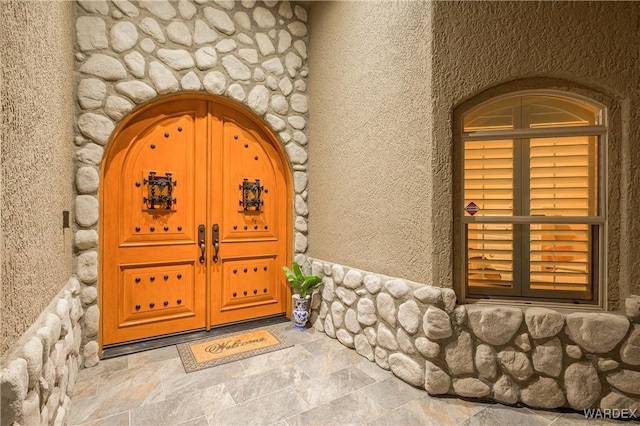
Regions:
[[461, 93, 604, 302]]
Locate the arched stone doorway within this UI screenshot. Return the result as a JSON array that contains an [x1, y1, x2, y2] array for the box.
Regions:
[[100, 94, 293, 347]]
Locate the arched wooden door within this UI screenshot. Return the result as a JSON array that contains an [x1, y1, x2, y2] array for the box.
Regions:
[[101, 96, 291, 346]]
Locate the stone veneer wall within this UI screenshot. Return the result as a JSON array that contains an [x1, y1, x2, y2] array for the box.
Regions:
[[1, 278, 84, 425], [72, 0, 310, 368], [308, 258, 640, 412]]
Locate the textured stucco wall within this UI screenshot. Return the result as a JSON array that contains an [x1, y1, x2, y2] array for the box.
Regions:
[[307, 1, 433, 283], [430, 1, 640, 308], [1, 0, 75, 355], [308, 1, 640, 309]]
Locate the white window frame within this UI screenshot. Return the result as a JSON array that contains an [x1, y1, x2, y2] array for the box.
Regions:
[[459, 90, 607, 308]]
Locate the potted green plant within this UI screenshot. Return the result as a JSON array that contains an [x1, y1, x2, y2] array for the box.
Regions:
[[282, 261, 323, 330]]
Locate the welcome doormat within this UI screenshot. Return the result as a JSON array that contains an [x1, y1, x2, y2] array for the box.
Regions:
[[177, 328, 293, 373]]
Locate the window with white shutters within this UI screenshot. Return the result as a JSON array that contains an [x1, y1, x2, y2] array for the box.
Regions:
[[461, 93, 605, 303]]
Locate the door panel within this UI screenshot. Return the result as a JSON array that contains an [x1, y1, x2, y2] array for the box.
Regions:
[[103, 97, 289, 346]]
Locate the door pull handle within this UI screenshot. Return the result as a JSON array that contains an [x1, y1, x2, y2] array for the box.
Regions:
[[212, 224, 220, 262], [198, 224, 206, 264]]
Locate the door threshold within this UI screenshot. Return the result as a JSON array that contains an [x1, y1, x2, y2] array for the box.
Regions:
[[101, 314, 289, 359]]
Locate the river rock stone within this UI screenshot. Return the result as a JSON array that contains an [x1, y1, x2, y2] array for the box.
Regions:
[[80, 54, 127, 81], [77, 113, 113, 145], [377, 323, 399, 351], [445, 331, 474, 376], [203, 71, 226, 95], [607, 369, 640, 395], [83, 305, 99, 338], [253, 7, 275, 28], [398, 300, 421, 334], [453, 378, 490, 398], [75, 195, 99, 227], [288, 116, 306, 129], [149, 61, 179, 94], [77, 78, 106, 110], [620, 324, 640, 365], [279, 1, 293, 18], [78, 0, 109, 15], [514, 333, 531, 352], [177, 0, 196, 19], [77, 251, 98, 284], [493, 375, 518, 404], [424, 360, 451, 395], [216, 39, 237, 53], [157, 49, 194, 70], [256, 33, 275, 56], [278, 29, 292, 53], [384, 279, 410, 298], [564, 362, 601, 410], [247, 85, 270, 115], [521, 377, 565, 409], [112, 0, 139, 18], [331, 301, 345, 329], [389, 353, 424, 387], [140, 17, 166, 43], [263, 58, 284, 75], [354, 334, 374, 361], [357, 298, 376, 326], [336, 329, 354, 348], [413, 286, 442, 306], [194, 19, 218, 45], [441, 289, 457, 313], [288, 21, 307, 37], [467, 306, 522, 345], [626, 295, 640, 322], [565, 344, 582, 359], [204, 7, 235, 35], [294, 40, 307, 59], [475, 344, 498, 380], [81, 286, 98, 306], [597, 358, 619, 372], [110, 21, 138, 53], [531, 337, 562, 377], [363, 275, 382, 294], [140, 0, 176, 21], [344, 309, 361, 334], [324, 314, 335, 338], [115, 81, 157, 103], [167, 21, 192, 47], [565, 312, 630, 353], [222, 55, 251, 80], [321, 277, 335, 302], [286, 143, 307, 165], [342, 270, 363, 289], [376, 292, 396, 327], [422, 305, 452, 340], [525, 307, 565, 339], [21, 337, 43, 389], [76, 17, 108, 51], [600, 391, 640, 412], [104, 95, 134, 121], [498, 347, 533, 382], [397, 329, 416, 355], [336, 287, 357, 306], [270, 94, 288, 115], [375, 347, 389, 370], [123, 51, 145, 78], [415, 337, 440, 359], [76, 167, 99, 194]]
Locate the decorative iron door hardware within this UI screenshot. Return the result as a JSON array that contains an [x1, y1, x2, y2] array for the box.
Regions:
[[239, 178, 264, 211], [212, 224, 220, 262], [198, 224, 206, 264], [143, 171, 177, 210]]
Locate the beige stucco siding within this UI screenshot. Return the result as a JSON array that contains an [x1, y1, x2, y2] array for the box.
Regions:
[[1, 0, 75, 355], [309, 1, 640, 308], [430, 1, 640, 307], [307, 1, 434, 283]]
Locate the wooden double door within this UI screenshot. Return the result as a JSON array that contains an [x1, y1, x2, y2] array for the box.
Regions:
[[102, 97, 290, 346]]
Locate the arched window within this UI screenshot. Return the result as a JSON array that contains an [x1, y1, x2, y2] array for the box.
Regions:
[[461, 92, 605, 303]]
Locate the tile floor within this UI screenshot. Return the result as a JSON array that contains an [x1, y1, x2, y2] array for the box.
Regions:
[[69, 323, 629, 425]]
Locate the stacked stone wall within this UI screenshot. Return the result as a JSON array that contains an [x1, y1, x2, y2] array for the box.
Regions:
[[309, 258, 640, 413], [0, 278, 83, 425], [73, 0, 310, 369]]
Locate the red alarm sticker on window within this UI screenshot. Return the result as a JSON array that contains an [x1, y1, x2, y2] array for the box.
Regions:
[[465, 202, 480, 216]]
